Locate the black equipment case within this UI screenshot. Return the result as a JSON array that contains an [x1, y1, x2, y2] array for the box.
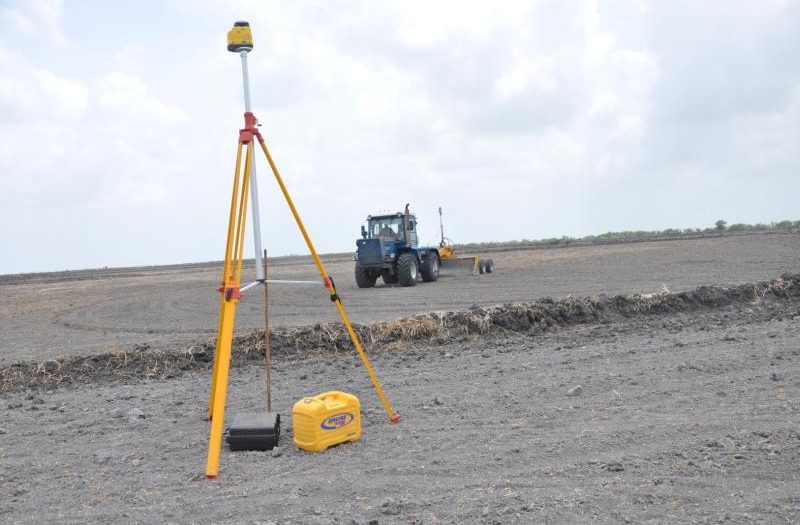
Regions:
[[226, 412, 280, 451]]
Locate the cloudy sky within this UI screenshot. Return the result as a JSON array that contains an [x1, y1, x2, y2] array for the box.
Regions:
[[0, 0, 797, 274]]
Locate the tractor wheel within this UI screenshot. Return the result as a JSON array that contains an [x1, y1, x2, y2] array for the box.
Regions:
[[397, 253, 418, 287], [355, 263, 377, 288], [381, 269, 398, 285], [484, 259, 494, 274], [421, 253, 439, 282], [478, 259, 486, 274]]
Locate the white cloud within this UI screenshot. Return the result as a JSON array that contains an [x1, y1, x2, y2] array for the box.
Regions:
[[0, 0, 798, 273], [94, 73, 187, 123], [495, 56, 558, 99], [0, 0, 68, 49], [0, 49, 88, 123]]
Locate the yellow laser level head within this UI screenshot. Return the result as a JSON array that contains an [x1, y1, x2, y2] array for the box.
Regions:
[[227, 21, 253, 52]]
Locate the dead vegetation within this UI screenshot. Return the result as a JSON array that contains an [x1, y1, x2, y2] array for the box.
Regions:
[[2, 274, 798, 393], [751, 276, 791, 305]]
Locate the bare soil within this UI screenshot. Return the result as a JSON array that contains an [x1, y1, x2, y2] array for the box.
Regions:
[[1, 232, 799, 524], [2, 288, 799, 524], [1, 232, 798, 363]]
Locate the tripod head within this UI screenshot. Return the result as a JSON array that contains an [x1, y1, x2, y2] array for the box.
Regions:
[[227, 21, 253, 52]]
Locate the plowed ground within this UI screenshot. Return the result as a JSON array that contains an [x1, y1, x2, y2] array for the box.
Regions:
[[1, 232, 799, 524]]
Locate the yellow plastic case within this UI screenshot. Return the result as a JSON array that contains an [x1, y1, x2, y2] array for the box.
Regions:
[[292, 391, 361, 452]]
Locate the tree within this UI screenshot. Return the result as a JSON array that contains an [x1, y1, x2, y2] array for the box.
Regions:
[[715, 219, 727, 231]]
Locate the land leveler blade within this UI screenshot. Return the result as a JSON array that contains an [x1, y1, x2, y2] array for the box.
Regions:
[[436, 206, 490, 275]]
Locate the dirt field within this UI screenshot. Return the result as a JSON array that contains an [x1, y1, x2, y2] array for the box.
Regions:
[[1, 232, 798, 363], [1, 232, 799, 524]]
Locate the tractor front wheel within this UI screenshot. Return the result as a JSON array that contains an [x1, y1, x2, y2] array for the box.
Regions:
[[397, 253, 418, 287], [355, 263, 377, 288]]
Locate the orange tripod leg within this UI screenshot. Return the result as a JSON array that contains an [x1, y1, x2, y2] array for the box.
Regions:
[[206, 142, 253, 478], [255, 135, 399, 424], [208, 142, 245, 420]]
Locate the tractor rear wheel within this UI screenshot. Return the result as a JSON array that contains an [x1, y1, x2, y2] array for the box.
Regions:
[[478, 259, 486, 274], [421, 253, 439, 282], [397, 253, 418, 287], [355, 263, 377, 288], [484, 259, 494, 274], [381, 269, 398, 285]]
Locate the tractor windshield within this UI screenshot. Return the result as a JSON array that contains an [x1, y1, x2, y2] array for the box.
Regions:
[[368, 216, 404, 240]]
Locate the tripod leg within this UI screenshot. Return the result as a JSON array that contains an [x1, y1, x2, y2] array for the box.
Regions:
[[209, 142, 245, 420], [232, 143, 253, 282], [205, 291, 239, 478], [255, 136, 399, 423], [205, 142, 253, 478]]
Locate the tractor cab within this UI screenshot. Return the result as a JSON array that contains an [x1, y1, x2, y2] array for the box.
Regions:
[[361, 211, 418, 245]]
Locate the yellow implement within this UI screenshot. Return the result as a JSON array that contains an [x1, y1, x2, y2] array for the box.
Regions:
[[439, 251, 480, 274], [436, 207, 492, 275], [438, 239, 478, 273]]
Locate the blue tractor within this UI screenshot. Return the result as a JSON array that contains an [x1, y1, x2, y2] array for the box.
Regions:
[[354, 204, 440, 287]]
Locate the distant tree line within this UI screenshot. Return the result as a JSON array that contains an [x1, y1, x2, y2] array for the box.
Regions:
[[458, 219, 800, 250]]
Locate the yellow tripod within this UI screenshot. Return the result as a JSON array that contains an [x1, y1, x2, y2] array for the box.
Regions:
[[205, 22, 399, 479]]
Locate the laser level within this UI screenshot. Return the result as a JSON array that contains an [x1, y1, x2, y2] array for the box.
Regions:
[[227, 21, 254, 52]]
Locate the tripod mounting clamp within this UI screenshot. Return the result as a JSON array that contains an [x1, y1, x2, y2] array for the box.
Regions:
[[239, 112, 262, 144]]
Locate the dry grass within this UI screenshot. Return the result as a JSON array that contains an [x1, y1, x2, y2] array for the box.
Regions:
[[751, 276, 789, 305], [368, 315, 448, 344]]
